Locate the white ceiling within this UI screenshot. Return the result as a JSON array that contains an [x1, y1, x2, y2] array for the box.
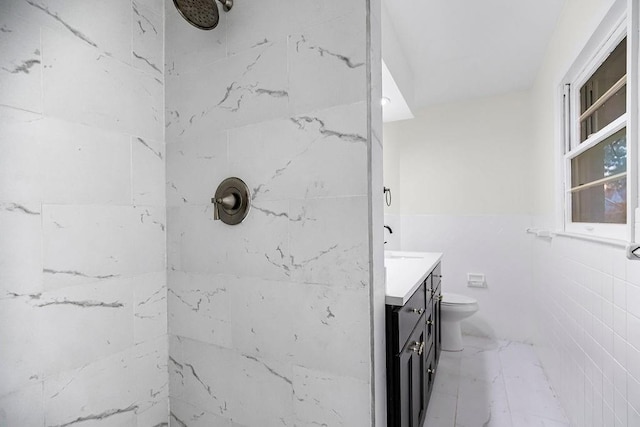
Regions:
[[383, 0, 566, 109]]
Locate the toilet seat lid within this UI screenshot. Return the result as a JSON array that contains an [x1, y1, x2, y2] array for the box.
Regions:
[[441, 292, 477, 305]]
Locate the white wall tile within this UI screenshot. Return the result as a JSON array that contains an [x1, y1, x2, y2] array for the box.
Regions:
[[289, 197, 369, 288], [42, 205, 165, 290], [228, 103, 369, 202], [42, 28, 163, 141], [0, 203, 42, 298], [0, 10, 42, 113], [43, 338, 167, 427], [9, 0, 133, 64], [132, 136, 166, 206], [288, 12, 366, 114], [164, 0, 226, 75], [0, 383, 44, 426], [292, 365, 370, 427], [133, 272, 167, 345], [132, 1, 163, 77], [168, 272, 232, 348], [166, 40, 288, 137], [0, 106, 43, 203], [166, 131, 228, 206], [41, 118, 132, 205]]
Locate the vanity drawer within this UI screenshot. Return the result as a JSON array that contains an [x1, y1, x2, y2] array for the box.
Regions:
[[390, 281, 427, 353]]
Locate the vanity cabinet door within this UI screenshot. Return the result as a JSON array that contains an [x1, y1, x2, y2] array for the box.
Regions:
[[433, 281, 442, 363], [397, 322, 427, 427]]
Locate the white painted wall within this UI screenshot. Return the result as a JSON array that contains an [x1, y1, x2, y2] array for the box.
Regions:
[[383, 91, 536, 342], [529, 0, 640, 425]]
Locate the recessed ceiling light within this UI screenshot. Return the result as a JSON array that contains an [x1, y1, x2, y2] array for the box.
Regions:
[[381, 97, 391, 106]]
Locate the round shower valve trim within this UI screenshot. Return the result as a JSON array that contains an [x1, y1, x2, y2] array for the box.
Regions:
[[211, 177, 251, 225]]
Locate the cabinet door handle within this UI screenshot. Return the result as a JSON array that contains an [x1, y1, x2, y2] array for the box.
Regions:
[[428, 368, 436, 374], [409, 341, 425, 355], [411, 308, 424, 315], [426, 320, 433, 326]]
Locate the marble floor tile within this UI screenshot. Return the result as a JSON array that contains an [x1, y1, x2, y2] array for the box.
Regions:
[[424, 335, 570, 427]]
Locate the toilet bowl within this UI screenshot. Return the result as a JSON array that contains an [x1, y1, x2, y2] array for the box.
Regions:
[[440, 292, 479, 351]]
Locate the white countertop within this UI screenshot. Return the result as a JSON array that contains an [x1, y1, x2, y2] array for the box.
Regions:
[[385, 251, 443, 306]]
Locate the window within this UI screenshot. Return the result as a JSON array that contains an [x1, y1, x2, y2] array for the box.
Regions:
[[562, 21, 634, 239]]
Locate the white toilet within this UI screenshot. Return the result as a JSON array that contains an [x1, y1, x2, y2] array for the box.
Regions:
[[440, 292, 479, 351]]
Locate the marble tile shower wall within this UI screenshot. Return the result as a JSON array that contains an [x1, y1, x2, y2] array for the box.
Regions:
[[532, 236, 640, 426], [165, 0, 380, 425], [0, 1, 168, 426]]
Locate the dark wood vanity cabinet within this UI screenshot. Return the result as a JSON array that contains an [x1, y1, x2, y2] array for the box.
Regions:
[[386, 263, 442, 427]]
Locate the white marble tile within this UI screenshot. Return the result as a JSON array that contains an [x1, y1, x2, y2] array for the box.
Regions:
[[510, 412, 571, 427], [166, 131, 228, 206], [42, 340, 166, 427], [169, 398, 233, 427], [10, 0, 133, 64], [424, 391, 456, 427], [228, 277, 371, 381], [165, 40, 288, 137], [0, 203, 42, 299], [42, 27, 163, 141], [164, 0, 227, 75], [503, 375, 568, 422], [292, 365, 370, 427], [228, 102, 369, 202], [168, 272, 231, 348], [288, 12, 367, 114], [36, 277, 134, 377], [170, 337, 294, 426], [42, 205, 165, 290], [135, 0, 163, 17], [132, 1, 163, 77], [225, 0, 287, 56], [40, 118, 132, 204], [0, 106, 43, 203], [284, 0, 363, 33], [0, 295, 45, 396], [289, 196, 369, 288], [133, 272, 167, 345], [455, 376, 510, 427], [168, 202, 290, 281], [0, 383, 44, 426], [132, 337, 169, 421], [429, 336, 569, 427], [0, 10, 42, 113], [42, 337, 167, 427], [132, 136, 166, 206]]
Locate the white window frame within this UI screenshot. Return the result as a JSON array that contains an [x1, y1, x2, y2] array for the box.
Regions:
[[559, 3, 638, 242]]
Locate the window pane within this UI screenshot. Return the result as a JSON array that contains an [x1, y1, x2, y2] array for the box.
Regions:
[[571, 128, 626, 187], [572, 177, 626, 223], [580, 85, 626, 141], [579, 37, 627, 142]]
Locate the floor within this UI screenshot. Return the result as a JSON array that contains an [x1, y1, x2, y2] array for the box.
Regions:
[[423, 335, 570, 427]]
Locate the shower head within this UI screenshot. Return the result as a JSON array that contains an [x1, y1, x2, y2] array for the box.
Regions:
[[173, 0, 233, 30]]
